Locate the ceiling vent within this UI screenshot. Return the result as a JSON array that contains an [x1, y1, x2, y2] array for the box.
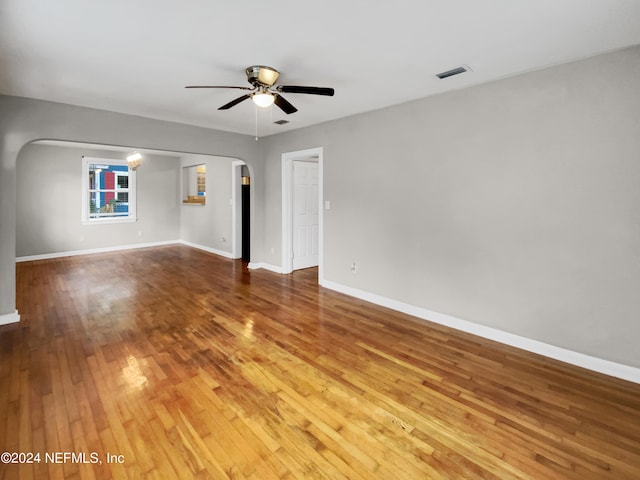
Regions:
[[436, 65, 470, 79], [274, 119, 289, 125]]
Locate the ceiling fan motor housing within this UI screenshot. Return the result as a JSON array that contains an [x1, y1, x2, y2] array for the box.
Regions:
[[245, 65, 280, 87]]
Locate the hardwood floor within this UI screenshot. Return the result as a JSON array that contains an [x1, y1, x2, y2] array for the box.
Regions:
[[2, 245, 640, 479]]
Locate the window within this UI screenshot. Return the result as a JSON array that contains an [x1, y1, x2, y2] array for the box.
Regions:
[[182, 164, 206, 205], [82, 157, 136, 224]]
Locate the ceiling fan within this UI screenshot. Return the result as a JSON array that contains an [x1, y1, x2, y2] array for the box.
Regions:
[[186, 65, 334, 114]]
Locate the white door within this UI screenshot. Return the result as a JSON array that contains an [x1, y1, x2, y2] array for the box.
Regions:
[[292, 161, 319, 270]]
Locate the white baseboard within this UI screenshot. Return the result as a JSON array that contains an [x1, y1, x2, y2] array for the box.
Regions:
[[178, 240, 234, 259], [248, 262, 284, 273], [0, 310, 20, 325], [16, 240, 180, 262], [16, 240, 237, 263], [320, 278, 640, 384]]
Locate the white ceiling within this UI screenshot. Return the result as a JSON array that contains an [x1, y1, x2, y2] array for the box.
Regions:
[[2, 0, 640, 137]]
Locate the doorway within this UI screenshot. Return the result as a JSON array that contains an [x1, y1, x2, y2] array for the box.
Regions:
[[281, 147, 323, 278], [241, 174, 250, 261], [232, 160, 251, 261]]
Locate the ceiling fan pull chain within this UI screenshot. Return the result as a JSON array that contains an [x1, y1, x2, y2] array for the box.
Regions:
[[255, 104, 258, 141]]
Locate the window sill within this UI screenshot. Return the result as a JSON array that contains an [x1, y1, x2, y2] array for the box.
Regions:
[[82, 217, 138, 226]]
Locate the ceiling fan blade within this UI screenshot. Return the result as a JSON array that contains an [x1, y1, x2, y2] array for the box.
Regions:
[[218, 94, 251, 110], [186, 85, 253, 90], [277, 85, 335, 96], [274, 93, 298, 114]]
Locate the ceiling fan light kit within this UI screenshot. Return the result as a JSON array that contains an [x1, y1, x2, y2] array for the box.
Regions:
[[186, 65, 334, 115], [252, 91, 275, 107]]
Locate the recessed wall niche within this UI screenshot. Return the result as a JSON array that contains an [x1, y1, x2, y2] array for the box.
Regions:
[[182, 164, 206, 205]]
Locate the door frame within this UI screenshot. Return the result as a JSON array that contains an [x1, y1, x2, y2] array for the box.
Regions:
[[281, 147, 323, 279], [231, 160, 246, 259]]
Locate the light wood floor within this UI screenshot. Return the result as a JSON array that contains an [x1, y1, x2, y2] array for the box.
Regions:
[[2, 245, 640, 479]]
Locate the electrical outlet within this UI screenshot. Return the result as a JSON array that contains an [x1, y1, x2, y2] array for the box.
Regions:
[[350, 261, 357, 273]]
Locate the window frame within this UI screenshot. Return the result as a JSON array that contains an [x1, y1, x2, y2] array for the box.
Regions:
[[114, 172, 130, 205], [82, 156, 137, 225]]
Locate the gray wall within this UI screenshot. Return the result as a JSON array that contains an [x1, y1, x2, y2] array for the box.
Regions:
[[179, 154, 234, 253], [0, 95, 261, 319], [16, 143, 181, 257], [260, 45, 640, 368]]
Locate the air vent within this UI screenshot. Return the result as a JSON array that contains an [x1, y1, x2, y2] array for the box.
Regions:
[[436, 65, 469, 79], [274, 119, 289, 125]]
